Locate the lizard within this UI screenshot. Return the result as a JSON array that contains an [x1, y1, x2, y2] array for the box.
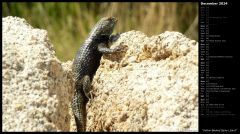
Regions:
[[71, 17, 123, 132]]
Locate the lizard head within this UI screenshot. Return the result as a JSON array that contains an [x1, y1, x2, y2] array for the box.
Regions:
[[91, 17, 117, 36]]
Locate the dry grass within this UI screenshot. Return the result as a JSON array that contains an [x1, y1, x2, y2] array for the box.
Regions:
[[2, 2, 198, 61]]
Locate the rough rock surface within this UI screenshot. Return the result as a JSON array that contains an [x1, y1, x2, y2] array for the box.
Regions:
[[2, 16, 74, 131], [2, 16, 198, 132], [87, 31, 198, 132]]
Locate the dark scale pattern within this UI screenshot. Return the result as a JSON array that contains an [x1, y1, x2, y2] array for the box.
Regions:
[[72, 17, 122, 131]]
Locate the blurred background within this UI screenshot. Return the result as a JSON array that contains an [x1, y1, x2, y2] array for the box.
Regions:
[[2, 2, 198, 61]]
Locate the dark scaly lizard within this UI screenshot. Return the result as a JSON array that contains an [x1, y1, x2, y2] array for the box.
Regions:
[[72, 17, 122, 132]]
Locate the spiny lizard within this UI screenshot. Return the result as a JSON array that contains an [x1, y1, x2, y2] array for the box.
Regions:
[[72, 17, 123, 132]]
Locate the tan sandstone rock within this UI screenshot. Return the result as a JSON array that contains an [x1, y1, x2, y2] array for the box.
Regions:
[[2, 16, 74, 131], [87, 31, 198, 132]]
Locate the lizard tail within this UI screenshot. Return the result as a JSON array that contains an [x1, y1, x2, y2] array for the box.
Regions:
[[72, 89, 87, 132]]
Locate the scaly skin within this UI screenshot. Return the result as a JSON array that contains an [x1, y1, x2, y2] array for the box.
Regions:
[[72, 17, 122, 132]]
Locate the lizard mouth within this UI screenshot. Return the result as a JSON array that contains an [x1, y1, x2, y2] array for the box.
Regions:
[[113, 18, 118, 25], [108, 17, 117, 23], [113, 18, 118, 23]]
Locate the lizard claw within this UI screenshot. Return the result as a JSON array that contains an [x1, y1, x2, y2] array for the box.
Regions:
[[114, 44, 128, 52], [85, 90, 94, 101]]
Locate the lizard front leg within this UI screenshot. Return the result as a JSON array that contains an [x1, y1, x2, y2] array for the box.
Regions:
[[98, 43, 123, 54], [109, 33, 121, 43]]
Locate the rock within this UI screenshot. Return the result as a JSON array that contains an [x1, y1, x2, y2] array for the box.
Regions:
[[2, 16, 74, 132], [87, 31, 198, 132], [2, 16, 198, 132]]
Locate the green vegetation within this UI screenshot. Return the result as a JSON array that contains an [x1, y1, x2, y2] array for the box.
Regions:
[[2, 2, 198, 61]]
